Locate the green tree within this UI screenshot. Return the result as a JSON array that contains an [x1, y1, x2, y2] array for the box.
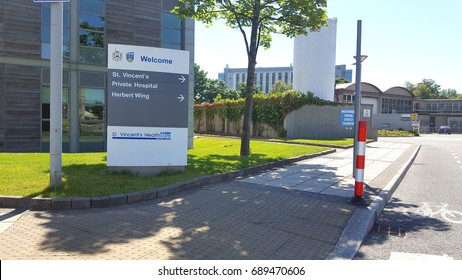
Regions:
[[203, 79, 229, 103], [440, 88, 458, 99], [194, 63, 209, 103], [174, 0, 327, 156], [335, 77, 350, 85], [408, 79, 441, 99], [237, 82, 263, 98], [269, 80, 292, 95], [214, 89, 241, 101]]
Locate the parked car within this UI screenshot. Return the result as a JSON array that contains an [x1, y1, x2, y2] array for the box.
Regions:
[[438, 125, 452, 134]]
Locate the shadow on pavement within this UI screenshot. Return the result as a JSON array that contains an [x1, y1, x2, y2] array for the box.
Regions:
[[29, 165, 359, 260], [354, 197, 452, 260]]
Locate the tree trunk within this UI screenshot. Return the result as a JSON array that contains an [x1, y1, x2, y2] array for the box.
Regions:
[[240, 62, 256, 156], [240, 20, 259, 156]]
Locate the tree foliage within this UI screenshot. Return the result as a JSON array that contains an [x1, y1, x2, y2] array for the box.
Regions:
[[174, 0, 327, 156], [335, 77, 350, 85], [194, 63, 239, 103], [405, 79, 461, 99], [194, 63, 209, 102], [269, 80, 292, 95]]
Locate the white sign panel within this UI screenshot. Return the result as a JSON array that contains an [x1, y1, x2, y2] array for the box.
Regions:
[[108, 44, 189, 74], [107, 126, 187, 166], [107, 44, 189, 168]]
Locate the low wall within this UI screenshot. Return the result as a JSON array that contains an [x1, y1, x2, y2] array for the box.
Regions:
[[285, 104, 377, 139], [195, 104, 378, 140], [372, 114, 412, 131]]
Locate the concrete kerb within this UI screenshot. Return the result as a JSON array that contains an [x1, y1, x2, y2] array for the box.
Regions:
[[327, 144, 421, 260], [0, 149, 336, 211]]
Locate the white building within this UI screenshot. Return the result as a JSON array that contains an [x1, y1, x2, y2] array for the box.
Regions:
[[293, 18, 337, 101], [219, 65, 293, 94]]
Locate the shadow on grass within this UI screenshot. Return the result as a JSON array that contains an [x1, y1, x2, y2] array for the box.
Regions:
[[32, 153, 288, 198]]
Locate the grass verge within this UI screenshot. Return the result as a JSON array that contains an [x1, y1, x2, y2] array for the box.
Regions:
[[0, 137, 327, 198]]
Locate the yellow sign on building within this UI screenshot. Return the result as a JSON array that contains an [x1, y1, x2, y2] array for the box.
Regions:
[[411, 114, 418, 121]]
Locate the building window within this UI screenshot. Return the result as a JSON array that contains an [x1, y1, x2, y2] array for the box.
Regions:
[[41, 2, 71, 60], [79, 88, 105, 138], [161, 12, 182, 50], [41, 87, 69, 146], [79, 0, 106, 64], [382, 98, 412, 114]]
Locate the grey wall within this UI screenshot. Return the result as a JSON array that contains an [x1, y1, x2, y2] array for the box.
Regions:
[[0, 1, 42, 151], [372, 114, 412, 131], [285, 104, 377, 139]]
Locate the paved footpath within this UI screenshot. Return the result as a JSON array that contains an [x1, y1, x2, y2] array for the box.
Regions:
[[0, 141, 419, 260]]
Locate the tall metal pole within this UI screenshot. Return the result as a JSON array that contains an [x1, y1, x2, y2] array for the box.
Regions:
[[353, 20, 362, 177], [50, 2, 64, 187]]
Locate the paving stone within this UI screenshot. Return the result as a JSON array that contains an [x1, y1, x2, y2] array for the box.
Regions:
[[127, 192, 143, 204], [141, 189, 157, 201], [109, 194, 127, 206], [269, 234, 334, 260], [52, 197, 72, 210], [91, 196, 109, 208], [71, 197, 91, 209], [30, 197, 52, 210], [1, 196, 21, 208], [18, 197, 32, 208]]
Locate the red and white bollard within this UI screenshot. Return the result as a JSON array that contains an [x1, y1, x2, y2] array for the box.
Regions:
[[351, 120, 367, 205]]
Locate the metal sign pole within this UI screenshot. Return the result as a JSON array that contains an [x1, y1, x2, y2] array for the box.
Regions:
[[49, 2, 64, 187], [353, 20, 362, 177]]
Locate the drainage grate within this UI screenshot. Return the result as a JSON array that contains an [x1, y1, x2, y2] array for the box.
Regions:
[[371, 224, 406, 237]]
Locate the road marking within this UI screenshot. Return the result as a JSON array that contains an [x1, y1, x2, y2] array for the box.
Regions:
[[390, 252, 453, 260], [403, 202, 462, 224]]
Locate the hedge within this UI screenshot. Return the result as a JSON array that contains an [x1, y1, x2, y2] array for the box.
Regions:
[[194, 90, 343, 137]]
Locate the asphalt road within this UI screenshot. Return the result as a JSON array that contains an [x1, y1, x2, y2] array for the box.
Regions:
[[354, 134, 462, 260]]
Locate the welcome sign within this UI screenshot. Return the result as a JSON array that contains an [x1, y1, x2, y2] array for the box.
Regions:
[[107, 44, 189, 171]]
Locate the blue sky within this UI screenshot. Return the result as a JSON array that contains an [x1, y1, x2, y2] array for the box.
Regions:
[[194, 0, 462, 92]]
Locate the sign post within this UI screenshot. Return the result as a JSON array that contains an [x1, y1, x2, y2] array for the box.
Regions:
[[34, 0, 70, 187], [353, 20, 363, 178], [107, 44, 189, 175]]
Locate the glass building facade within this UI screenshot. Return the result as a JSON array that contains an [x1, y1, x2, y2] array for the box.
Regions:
[[0, 0, 194, 152]]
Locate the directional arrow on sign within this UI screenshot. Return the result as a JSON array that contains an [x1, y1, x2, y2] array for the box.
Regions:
[[178, 75, 186, 83], [177, 94, 185, 102]]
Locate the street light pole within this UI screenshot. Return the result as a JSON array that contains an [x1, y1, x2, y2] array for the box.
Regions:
[[50, 2, 64, 188], [353, 20, 362, 177]]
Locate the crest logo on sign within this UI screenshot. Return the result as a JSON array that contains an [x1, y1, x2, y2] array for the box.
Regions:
[[112, 50, 123, 62], [126, 52, 135, 63]]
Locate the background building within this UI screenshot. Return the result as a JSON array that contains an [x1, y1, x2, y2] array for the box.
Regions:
[[335, 64, 352, 82], [414, 99, 462, 133], [220, 65, 293, 94], [0, 0, 194, 152], [219, 63, 351, 95]]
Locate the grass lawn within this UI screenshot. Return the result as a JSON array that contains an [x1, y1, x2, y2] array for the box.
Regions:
[[0, 137, 328, 198]]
